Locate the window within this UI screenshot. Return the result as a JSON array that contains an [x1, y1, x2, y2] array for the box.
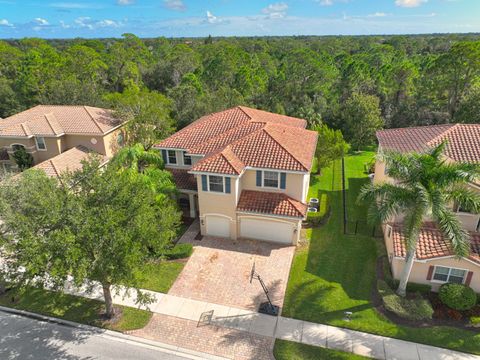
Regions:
[[167, 150, 177, 164], [263, 171, 279, 188], [209, 175, 224, 193], [433, 266, 466, 284], [11, 144, 25, 152], [183, 151, 192, 166], [35, 137, 47, 151]]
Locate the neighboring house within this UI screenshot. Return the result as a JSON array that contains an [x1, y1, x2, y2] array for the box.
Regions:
[[0, 105, 124, 177], [374, 124, 480, 292], [155, 106, 318, 245]]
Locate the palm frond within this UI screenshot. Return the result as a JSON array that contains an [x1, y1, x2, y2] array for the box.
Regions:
[[433, 205, 470, 258], [446, 185, 480, 214]]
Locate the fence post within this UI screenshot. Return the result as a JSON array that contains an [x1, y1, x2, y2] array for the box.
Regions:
[[342, 156, 347, 235]]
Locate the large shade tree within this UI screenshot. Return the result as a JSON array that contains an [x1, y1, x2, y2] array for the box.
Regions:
[[358, 142, 480, 296]]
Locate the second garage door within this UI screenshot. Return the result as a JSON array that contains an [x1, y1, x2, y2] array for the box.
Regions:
[[205, 215, 230, 238], [240, 218, 293, 244]]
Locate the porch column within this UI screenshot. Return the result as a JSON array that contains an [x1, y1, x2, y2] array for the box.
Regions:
[[188, 193, 196, 218]]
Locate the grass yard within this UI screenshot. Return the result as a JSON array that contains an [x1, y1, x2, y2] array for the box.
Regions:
[[136, 260, 186, 293], [0, 287, 151, 332], [280, 152, 480, 355], [274, 339, 369, 360]]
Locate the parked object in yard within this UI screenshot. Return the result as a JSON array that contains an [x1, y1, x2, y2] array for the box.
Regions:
[[308, 207, 317, 213], [309, 198, 319, 209]]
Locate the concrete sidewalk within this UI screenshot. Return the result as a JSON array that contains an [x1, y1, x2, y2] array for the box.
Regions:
[[62, 282, 480, 360]]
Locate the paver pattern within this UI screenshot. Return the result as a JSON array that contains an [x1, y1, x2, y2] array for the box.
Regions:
[[130, 313, 275, 360], [171, 234, 295, 311]]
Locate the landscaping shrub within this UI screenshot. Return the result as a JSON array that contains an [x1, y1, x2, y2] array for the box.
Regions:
[[377, 280, 433, 321], [164, 243, 193, 260], [307, 194, 330, 226], [439, 283, 477, 311], [470, 316, 480, 327]]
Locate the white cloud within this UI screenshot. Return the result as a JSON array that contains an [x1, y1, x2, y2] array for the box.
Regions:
[[59, 20, 70, 28], [395, 0, 427, 7], [97, 19, 120, 27], [0, 19, 13, 27], [116, 0, 134, 5], [49, 2, 101, 9], [262, 2, 288, 19], [206, 11, 221, 24], [368, 12, 387, 17], [164, 0, 186, 11], [34, 17, 49, 26], [318, 0, 333, 5], [74, 17, 122, 29]]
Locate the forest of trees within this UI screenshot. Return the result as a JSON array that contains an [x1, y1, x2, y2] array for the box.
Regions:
[[1, 33, 480, 146]]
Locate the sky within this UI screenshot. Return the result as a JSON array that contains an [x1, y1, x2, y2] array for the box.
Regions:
[[0, 0, 479, 38]]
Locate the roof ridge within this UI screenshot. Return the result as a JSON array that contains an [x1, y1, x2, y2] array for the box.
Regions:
[[237, 106, 254, 120], [262, 126, 309, 171], [83, 106, 104, 133], [48, 159, 60, 178], [426, 123, 460, 147], [21, 123, 31, 136], [378, 124, 455, 135]]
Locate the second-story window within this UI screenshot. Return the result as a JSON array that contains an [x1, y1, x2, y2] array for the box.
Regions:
[[183, 151, 192, 166], [35, 137, 47, 151], [168, 150, 177, 164], [263, 171, 279, 188], [209, 175, 224, 192]]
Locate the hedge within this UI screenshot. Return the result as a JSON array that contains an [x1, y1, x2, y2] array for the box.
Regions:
[[164, 243, 193, 260], [377, 280, 433, 321], [307, 193, 330, 226], [439, 283, 477, 311]]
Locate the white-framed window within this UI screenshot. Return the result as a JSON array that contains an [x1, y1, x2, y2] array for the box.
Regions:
[[35, 137, 47, 151], [183, 151, 192, 166], [209, 175, 224, 193], [167, 150, 177, 164], [263, 171, 280, 188], [432, 266, 467, 284]]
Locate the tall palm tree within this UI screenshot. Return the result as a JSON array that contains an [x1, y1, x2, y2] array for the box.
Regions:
[[358, 142, 480, 296], [110, 143, 164, 173]]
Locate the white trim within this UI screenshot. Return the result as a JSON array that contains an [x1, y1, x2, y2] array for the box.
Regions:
[[189, 170, 239, 178], [208, 174, 226, 194], [238, 214, 300, 223], [430, 265, 468, 285], [0, 135, 34, 139], [261, 170, 281, 189], [202, 213, 234, 221], [35, 136, 47, 151], [237, 211, 303, 220], [245, 166, 307, 175], [420, 255, 480, 267]]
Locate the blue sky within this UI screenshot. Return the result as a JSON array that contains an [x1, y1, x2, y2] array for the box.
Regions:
[[0, 0, 479, 38]]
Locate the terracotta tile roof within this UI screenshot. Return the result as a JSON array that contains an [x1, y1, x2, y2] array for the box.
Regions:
[[33, 145, 108, 178], [167, 168, 197, 191], [377, 124, 480, 163], [237, 190, 307, 218], [155, 106, 316, 174], [391, 222, 480, 264], [0, 105, 122, 137], [0, 148, 9, 161]]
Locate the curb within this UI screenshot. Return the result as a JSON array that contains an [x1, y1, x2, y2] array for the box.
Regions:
[[0, 305, 228, 360]]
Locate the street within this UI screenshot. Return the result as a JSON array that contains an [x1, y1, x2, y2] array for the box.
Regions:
[[0, 310, 208, 360]]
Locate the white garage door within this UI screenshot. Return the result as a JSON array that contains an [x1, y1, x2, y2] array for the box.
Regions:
[[240, 218, 293, 244], [205, 216, 230, 238]]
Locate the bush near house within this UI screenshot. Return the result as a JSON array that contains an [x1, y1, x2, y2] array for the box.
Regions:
[[377, 280, 434, 321], [164, 243, 193, 260], [439, 283, 477, 311]]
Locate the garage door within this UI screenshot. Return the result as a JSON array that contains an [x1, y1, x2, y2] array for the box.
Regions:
[[205, 216, 230, 238], [240, 218, 293, 244]]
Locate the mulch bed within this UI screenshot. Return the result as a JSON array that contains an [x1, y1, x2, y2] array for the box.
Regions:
[[374, 255, 479, 330]]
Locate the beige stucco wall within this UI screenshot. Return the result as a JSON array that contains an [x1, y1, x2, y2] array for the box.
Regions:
[[241, 169, 306, 201], [64, 133, 113, 157]]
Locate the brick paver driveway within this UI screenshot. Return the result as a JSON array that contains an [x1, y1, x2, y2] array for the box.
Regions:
[[170, 232, 295, 312]]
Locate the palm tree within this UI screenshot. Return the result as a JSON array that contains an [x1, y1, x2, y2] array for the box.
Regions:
[[358, 142, 480, 297], [110, 143, 164, 173]]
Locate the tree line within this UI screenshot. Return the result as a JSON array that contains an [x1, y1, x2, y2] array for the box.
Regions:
[[1, 33, 480, 148]]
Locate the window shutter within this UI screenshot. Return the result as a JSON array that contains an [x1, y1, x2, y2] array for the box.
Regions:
[[465, 271, 474, 286], [280, 173, 287, 189], [426, 266, 434, 281], [256, 170, 262, 187], [201, 175, 208, 191], [225, 177, 231, 194], [161, 149, 167, 163]]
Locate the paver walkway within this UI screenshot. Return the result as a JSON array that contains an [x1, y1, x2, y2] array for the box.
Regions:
[[63, 282, 480, 360]]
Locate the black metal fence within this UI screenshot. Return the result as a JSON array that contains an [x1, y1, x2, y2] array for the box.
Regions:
[[345, 220, 383, 238]]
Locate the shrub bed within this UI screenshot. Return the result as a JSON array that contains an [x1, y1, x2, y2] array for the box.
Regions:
[[307, 194, 330, 226], [377, 280, 433, 321], [439, 283, 477, 311], [164, 243, 193, 260]]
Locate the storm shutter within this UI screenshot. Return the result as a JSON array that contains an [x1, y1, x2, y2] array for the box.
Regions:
[[256, 170, 262, 187], [161, 149, 167, 163], [280, 172, 287, 189], [225, 177, 231, 194], [426, 266, 434, 281], [465, 271, 474, 286], [201, 175, 208, 191]]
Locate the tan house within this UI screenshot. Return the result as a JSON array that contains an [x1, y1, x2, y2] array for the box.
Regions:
[[0, 105, 124, 177], [155, 106, 318, 245], [374, 124, 480, 292]]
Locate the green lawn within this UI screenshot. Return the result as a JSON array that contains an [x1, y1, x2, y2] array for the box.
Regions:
[[136, 260, 186, 293], [282, 152, 480, 355], [0, 287, 151, 332], [274, 339, 369, 360]]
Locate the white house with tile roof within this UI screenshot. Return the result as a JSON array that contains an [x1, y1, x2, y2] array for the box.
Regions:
[[155, 106, 318, 245], [374, 124, 480, 292]]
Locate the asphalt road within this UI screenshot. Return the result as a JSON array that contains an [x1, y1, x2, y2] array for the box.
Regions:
[[0, 310, 202, 360]]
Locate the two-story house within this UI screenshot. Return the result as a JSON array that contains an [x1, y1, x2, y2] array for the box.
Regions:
[[155, 106, 318, 245], [0, 105, 124, 177], [374, 124, 480, 292]]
